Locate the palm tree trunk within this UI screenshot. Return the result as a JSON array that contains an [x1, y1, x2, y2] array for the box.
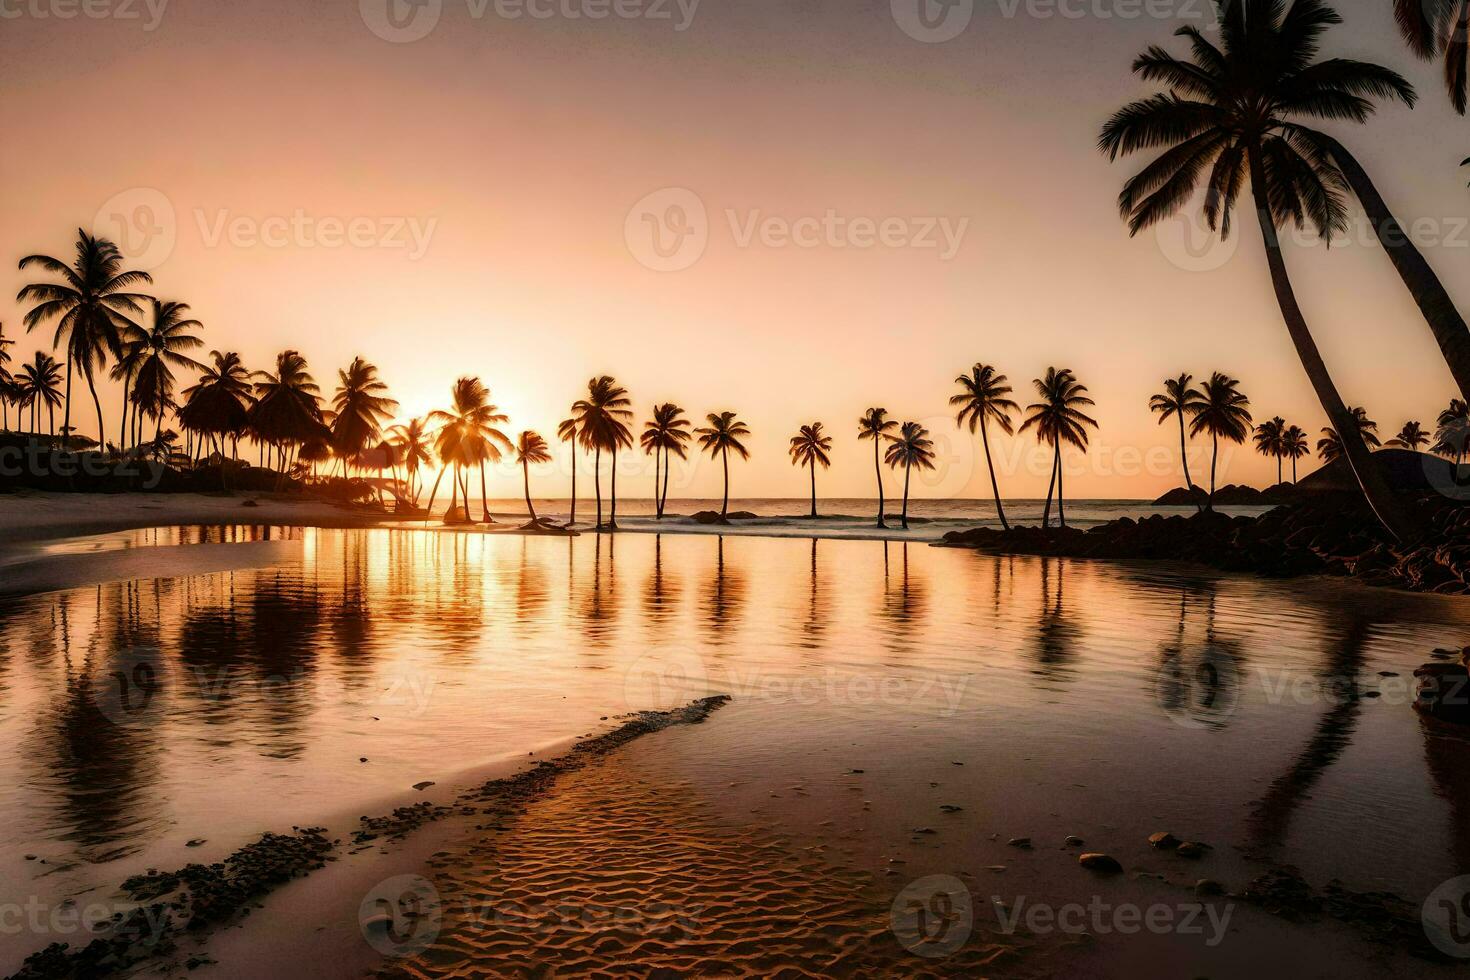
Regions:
[[523, 460, 537, 521], [594, 445, 603, 529], [85, 370, 105, 452], [721, 446, 730, 518], [1249, 151, 1419, 542], [60, 357, 72, 443], [1320, 133, 1470, 401], [873, 438, 887, 529], [610, 446, 618, 529], [1041, 444, 1058, 529], [1209, 432, 1218, 511], [810, 460, 817, 518], [901, 460, 912, 530], [653, 446, 662, 519], [480, 461, 492, 523], [1057, 441, 1067, 528], [661, 450, 672, 517], [1292, 457, 1298, 484], [980, 420, 1010, 530], [1276, 454, 1282, 486], [119, 378, 130, 450], [567, 442, 577, 526], [424, 467, 446, 521], [1177, 413, 1201, 513], [447, 464, 459, 521]]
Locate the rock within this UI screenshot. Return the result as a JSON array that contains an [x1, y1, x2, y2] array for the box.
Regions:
[[1079, 853, 1123, 874], [940, 804, 963, 813], [1064, 836, 1085, 847], [1195, 879, 1226, 897], [185, 839, 207, 848], [412, 781, 435, 791], [359, 757, 368, 763], [23, 854, 36, 861], [1148, 831, 1180, 850], [242, 499, 259, 508], [1176, 841, 1210, 859], [1007, 837, 1033, 849], [912, 827, 937, 835], [361, 912, 394, 935]]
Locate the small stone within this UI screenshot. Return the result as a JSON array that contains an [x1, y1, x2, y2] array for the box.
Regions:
[[413, 781, 435, 791], [1079, 853, 1123, 874], [912, 827, 937, 835], [1176, 841, 1210, 858], [1377, 671, 1399, 677], [1007, 837, 1032, 849], [1148, 831, 1180, 850], [986, 865, 1006, 872], [1363, 691, 1382, 699], [185, 839, 206, 848], [1064, 836, 1085, 847], [1195, 879, 1226, 897], [940, 804, 963, 813], [23, 854, 36, 861], [359, 757, 368, 763]]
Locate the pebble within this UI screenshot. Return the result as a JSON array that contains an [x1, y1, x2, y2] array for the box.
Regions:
[[1079, 853, 1123, 874], [940, 804, 963, 813], [1148, 831, 1180, 850], [1176, 841, 1210, 859], [1064, 836, 1085, 847], [1007, 837, 1033, 849], [412, 781, 436, 791], [185, 839, 206, 848]]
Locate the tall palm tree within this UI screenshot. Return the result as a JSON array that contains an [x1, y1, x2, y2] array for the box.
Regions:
[[1387, 420, 1430, 450], [130, 300, 205, 445], [1101, 0, 1419, 541], [428, 377, 512, 523], [16, 351, 64, 436], [788, 422, 833, 518], [858, 407, 898, 528], [180, 351, 253, 460], [1019, 368, 1098, 528], [330, 357, 398, 475], [572, 376, 633, 529], [1396, 0, 1470, 113], [641, 403, 691, 519], [248, 350, 331, 477], [1282, 424, 1311, 482], [1318, 406, 1381, 462], [1436, 399, 1469, 462], [387, 417, 433, 506], [950, 363, 1019, 530], [0, 322, 15, 431], [17, 230, 151, 446], [516, 430, 553, 523], [1254, 416, 1287, 485], [695, 411, 751, 519], [1190, 373, 1254, 509], [1150, 373, 1206, 510], [883, 421, 936, 530], [109, 329, 148, 449], [557, 416, 580, 526]]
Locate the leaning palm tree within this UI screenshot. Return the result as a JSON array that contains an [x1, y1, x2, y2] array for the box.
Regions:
[[16, 351, 64, 436], [950, 364, 1019, 530], [557, 416, 580, 526], [858, 408, 898, 528], [1396, 0, 1470, 113], [788, 422, 833, 518], [572, 376, 634, 530], [130, 300, 205, 445], [1253, 416, 1287, 485], [1282, 424, 1311, 482], [247, 350, 331, 478], [1387, 420, 1430, 450], [330, 357, 398, 475], [1101, 0, 1418, 541], [1190, 373, 1253, 509], [387, 417, 434, 507], [883, 421, 936, 530], [641, 403, 692, 519], [1150, 373, 1206, 510], [515, 430, 553, 523], [1318, 406, 1382, 463], [179, 351, 254, 460], [428, 377, 512, 523], [17, 230, 151, 446], [1019, 368, 1098, 528], [695, 411, 751, 520]]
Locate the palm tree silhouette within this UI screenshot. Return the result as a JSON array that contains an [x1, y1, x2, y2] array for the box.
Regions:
[[180, 351, 253, 461], [17, 351, 64, 435], [428, 377, 512, 523], [130, 300, 204, 446], [788, 422, 833, 518], [515, 430, 553, 523], [1253, 416, 1287, 486], [387, 417, 433, 506], [883, 421, 936, 530], [1318, 407, 1381, 463], [1387, 420, 1430, 451], [1150, 373, 1205, 510], [330, 357, 398, 477], [858, 407, 898, 528], [557, 416, 580, 526], [1435, 399, 1469, 462], [950, 364, 1018, 530], [641, 403, 691, 519], [1190, 373, 1253, 509], [0, 322, 15, 431], [1101, 0, 1418, 541], [248, 350, 331, 480], [1396, 0, 1470, 113], [17, 230, 151, 446], [695, 411, 751, 520], [109, 328, 148, 449], [572, 376, 633, 530], [1282, 424, 1310, 482], [1019, 368, 1097, 528]]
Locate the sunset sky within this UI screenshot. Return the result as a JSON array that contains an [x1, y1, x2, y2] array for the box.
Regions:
[[1, 0, 1465, 500]]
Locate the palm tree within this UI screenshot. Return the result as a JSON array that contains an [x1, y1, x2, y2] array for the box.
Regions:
[[788, 422, 833, 518], [1436, 399, 1469, 462], [1318, 406, 1382, 463], [1387, 420, 1430, 450], [109, 329, 147, 449], [130, 300, 205, 446], [1101, 0, 1419, 541], [1396, 0, 1470, 113], [16, 351, 64, 436], [1150, 373, 1206, 510], [248, 350, 331, 478], [1189, 373, 1253, 509], [883, 421, 936, 530], [387, 417, 434, 506], [1253, 416, 1287, 485], [641, 403, 692, 519], [1019, 368, 1098, 528], [557, 416, 580, 526], [180, 351, 253, 460], [427, 377, 512, 523], [950, 364, 1019, 530], [0, 322, 15, 431], [1282, 424, 1311, 482], [17, 230, 151, 446], [330, 357, 398, 475], [695, 411, 751, 519], [571, 376, 633, 529], [858, 408, 898, 528], [516, 430, 553, 523]]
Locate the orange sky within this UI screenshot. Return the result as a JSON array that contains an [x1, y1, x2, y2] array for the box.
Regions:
[[1, 1, 1465, 500]]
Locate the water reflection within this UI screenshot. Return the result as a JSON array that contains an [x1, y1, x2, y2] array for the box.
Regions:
[[703, 537, 746, 645], [1154, 584, 1244, 731], [642, 535, 681, 636], [879, 542, 927, 654], [1030, 559, 1079, 683]]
